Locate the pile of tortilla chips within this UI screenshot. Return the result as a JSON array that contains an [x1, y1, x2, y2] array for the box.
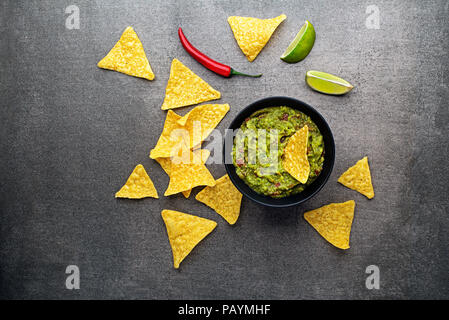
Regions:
[[149, 103, 230, 196], [145, 56, 243, 268], [99, 26, 242, 268]]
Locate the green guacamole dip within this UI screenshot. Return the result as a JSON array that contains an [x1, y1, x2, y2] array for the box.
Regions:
[[232, 106, 325, 198]]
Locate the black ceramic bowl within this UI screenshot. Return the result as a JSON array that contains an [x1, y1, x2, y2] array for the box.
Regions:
[[223, 96, 335, 208]]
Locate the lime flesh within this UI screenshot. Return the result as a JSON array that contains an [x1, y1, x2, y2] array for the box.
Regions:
[[281, 20, 315, 63], [306, 70, 354, 95]]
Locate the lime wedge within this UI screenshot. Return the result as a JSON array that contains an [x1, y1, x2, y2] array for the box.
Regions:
[[305, 70, 354, 95], [280, 20, 315, 63]]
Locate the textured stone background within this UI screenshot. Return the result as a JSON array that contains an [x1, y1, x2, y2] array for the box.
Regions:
[[1, 0, 448, 299]]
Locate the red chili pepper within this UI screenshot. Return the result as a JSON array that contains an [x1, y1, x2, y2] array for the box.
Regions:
[[178, 28, 262, 78]]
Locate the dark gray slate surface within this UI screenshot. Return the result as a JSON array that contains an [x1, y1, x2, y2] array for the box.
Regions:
[[1, 0, 448, 299]]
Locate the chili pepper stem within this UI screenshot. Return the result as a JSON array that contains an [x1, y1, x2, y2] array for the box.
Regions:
[[230, 69, 262, 78]]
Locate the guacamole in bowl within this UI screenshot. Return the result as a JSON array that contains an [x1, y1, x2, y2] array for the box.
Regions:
[[224, 96, 335, 208], [232, 106, 325, 198]]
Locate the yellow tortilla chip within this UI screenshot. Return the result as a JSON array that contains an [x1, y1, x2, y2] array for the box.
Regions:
[[338, 157, 374, 199], [181, 189, 192, 199], [161, 59, 221, 110], [304, 200, 355, 250], [97, 26, 155, 80], [164, 149, 215, 196], [161, 209, 217, 269], [150, 110, 187, 159], [115, 164, 158, 199], [195, 175, 243, 225], [228, 14, 286, 62], [155, 157, 172, 176], [156, 149, 210, 198], [177, 104, 230, 148], [282, 125, 310, 184], [156, 157, 191, 198]]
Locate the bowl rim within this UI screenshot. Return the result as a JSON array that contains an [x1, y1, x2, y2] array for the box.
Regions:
[[223, 96, 335, 208]]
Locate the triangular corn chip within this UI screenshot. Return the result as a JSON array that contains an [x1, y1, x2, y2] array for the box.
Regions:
[[164, 149, 215, 196], [161, 209, 217, 268], [304, 200, 355, 250], [115, 164, 158, 199], [181, 189, 192, 199], [282, 125, 310, 184], [161, 59, 221, 110], [156, 157, 192, 198], [150, 110, 187, 159], [196, 175, 242, 225], [156, 149, 210, 198], [338, 157, 374, 199], [98, 26, 155, 80], [177, 104, 230, 148], [228, 14, 286, 61]]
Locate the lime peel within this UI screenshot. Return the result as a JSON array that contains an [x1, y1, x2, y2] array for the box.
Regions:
[[281, 20, 315, 63], [306, 70, 354, 95]]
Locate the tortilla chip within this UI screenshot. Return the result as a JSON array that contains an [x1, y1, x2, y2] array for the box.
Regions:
[[181, 189, 192, 199], [177, 104, 230, 148], [150, 110, 187, 159], [155, 157, 172, 175], [304, 200, 355, 250], [156, 157, 192, 198], [115, 164, 158, 199], [228, 14, 286, 62], [182, 149, 210, 198], [97, 26, 155, 80], [195, 175, 242, 225], [282, 125, 310, 184], [164, 149, 215, 196], [161, 59, 221, 110], [161, 209, 217, 268], [156, 149, 210, 198], [338, 157, 374, 199]]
